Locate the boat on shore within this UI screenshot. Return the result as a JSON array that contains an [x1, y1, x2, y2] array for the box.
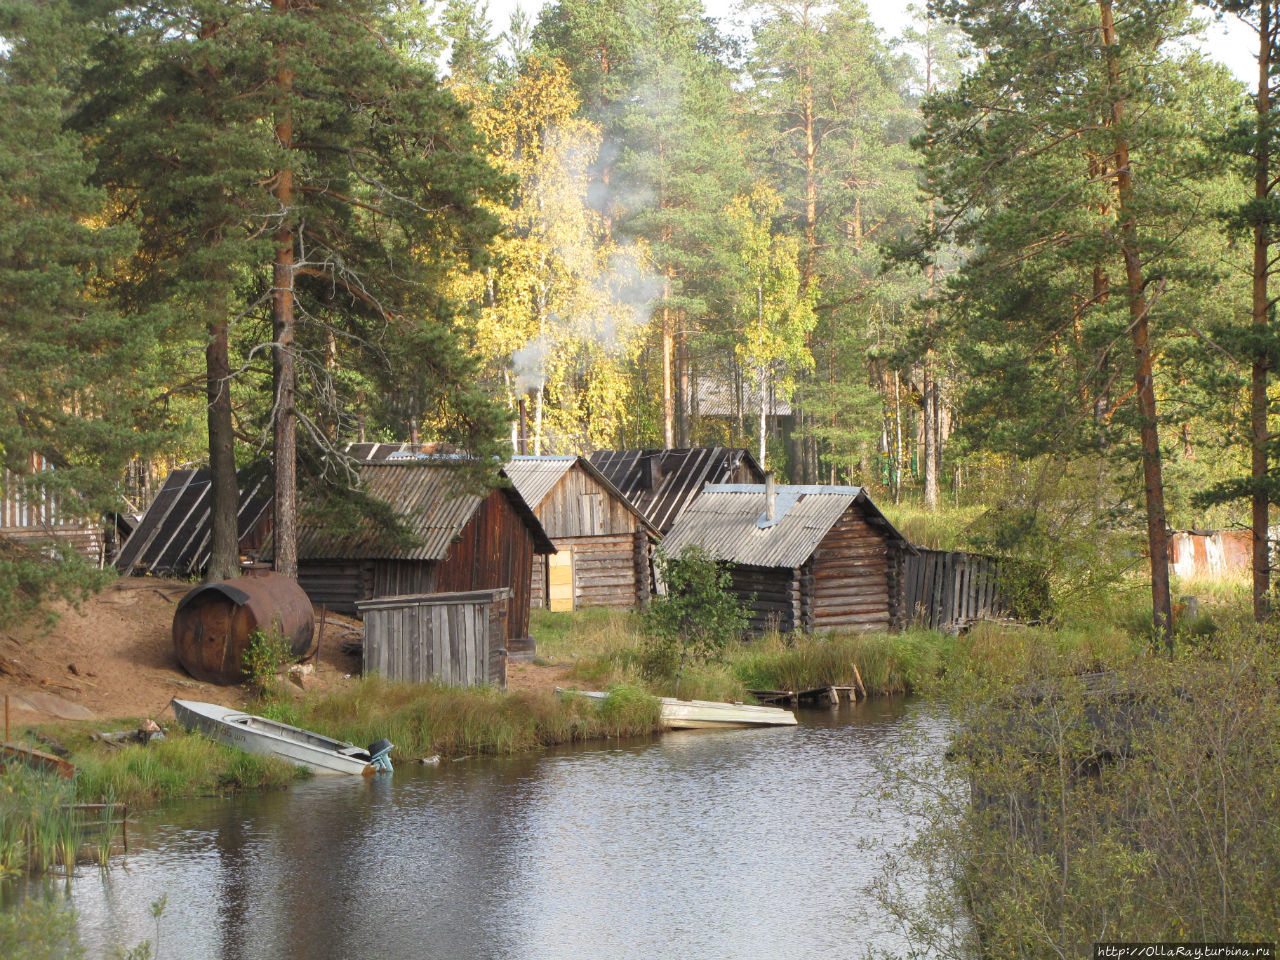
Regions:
[[170, 699, 392, 775], [561, 689, 798, 730]]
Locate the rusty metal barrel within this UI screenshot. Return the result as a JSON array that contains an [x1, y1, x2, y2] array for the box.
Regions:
[[172, 574, 315, 685]]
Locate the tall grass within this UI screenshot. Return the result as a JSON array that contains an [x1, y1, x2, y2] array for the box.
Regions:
[[270, 674, 662, 758], [0, 765, 79, 878], [73, 729, 305, 808]]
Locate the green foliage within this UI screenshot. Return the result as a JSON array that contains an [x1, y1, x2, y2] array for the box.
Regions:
[[0, 539, 114, 629], [877, 629, 1280, 956], [242, 630, 293, 700], [0, 895, 82, 960], [0, 764, 79, 878], [642, 545, 748, 692]]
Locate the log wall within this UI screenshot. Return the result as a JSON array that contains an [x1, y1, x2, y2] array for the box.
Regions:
[[728, 563, 799, 635], [358, 589, 510, 688], [809, 506, 893, 633]]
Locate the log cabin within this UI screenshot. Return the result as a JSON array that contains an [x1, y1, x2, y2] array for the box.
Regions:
[[660, 479, 914, 635], [505, 456, 660, 611], [294, 461, 554, 654], [1, 454, 106, 565]]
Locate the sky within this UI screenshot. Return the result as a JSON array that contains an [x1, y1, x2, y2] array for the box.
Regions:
[[478, 0, 1256, 85]]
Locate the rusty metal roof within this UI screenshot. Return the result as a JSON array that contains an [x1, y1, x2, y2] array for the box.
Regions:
[[506, 456, 661, 538], [114, 468, 272, 576], [661, 484, 910, 568], [296, 461, 553, 561], [587, 447, 765, 534]]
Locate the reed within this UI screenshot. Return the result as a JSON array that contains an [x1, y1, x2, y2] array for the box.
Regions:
[[0, 764, 79, 877]]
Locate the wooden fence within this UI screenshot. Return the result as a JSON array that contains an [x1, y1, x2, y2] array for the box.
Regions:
[[356, 588, 511, 689], [899, 549, 1007, 631]]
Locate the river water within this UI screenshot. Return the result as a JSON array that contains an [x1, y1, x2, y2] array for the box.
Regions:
[[34, 696, 949, 960]]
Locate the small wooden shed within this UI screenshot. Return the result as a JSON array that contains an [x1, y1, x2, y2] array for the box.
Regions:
[[587, 447, 765, 534], [295, 461, 554, 655], [505, 456, 660, 611], [661, 482, 914, 636], [357, 589, 511, 689]]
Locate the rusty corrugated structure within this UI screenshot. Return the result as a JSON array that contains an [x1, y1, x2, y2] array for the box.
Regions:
[[113, 468, 272, 576], [506, 456, 659, 610], [171, 573, 315, 685], [295, 461, 553, 653], [587, 447, 764, 535], [661, 484, 913, 636], [1, 454, 104, 565], [1168, 529, 1252, 579]]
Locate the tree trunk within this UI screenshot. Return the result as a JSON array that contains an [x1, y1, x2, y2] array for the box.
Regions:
[[1251, 0, 1274, 621], [1100, 0, 1171, 647], [205, 312, 240, 582], [662, 296, 674, 449], [271, 0, 297, 580], [677, 310, 690, 446]]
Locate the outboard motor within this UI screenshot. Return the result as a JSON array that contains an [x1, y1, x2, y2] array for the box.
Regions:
[[366, 738, 394, 774]]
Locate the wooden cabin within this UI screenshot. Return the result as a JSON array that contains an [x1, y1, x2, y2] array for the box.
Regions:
[[660, 482, 913, 636], [587, 447, 764, 534], [294, 462, 554, 653], [505, 456, 660, 611], [1, 454, 105, 565]]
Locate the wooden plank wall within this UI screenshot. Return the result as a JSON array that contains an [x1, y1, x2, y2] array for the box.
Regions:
[[809, 507, 893, 633], [2, 457, 104, 565], [359, 589, 510, 688], [535, 465, 640, 539], [899, 549, 1006, 630], [728, 563, 798, 635], [436, 489, 535, 645]]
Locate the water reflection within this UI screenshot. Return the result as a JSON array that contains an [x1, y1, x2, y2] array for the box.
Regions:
[[43, 697, 945, 959]]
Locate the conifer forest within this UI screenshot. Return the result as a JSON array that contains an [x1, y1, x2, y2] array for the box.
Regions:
[[0, 0, 1273, 638]]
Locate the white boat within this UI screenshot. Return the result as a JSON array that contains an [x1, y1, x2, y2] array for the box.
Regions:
[[562, 689, 798, 730], [170, 699, 393, 775]]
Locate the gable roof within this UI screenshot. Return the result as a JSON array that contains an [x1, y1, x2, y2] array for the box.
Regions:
[[296, 461, 553, 561], [661, 483, 912, 569], [505, 456, 661, 538], [114, 468, 272, 576], [587, 447, 765, 534]]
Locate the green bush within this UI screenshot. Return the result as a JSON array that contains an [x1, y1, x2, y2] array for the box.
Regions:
[[242, 629, 292, 699], [643, 545, 748, 694]]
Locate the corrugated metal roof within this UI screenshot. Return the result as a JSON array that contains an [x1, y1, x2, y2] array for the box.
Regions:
[[296, 461, 554, 561], [587, 447, 765, 534], [114, 468, 272, 576], [661, 484, 911, 568], [504, 457, 577, 510]]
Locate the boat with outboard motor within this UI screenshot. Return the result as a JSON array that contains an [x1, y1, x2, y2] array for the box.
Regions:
[[170, 699, 393, 775]]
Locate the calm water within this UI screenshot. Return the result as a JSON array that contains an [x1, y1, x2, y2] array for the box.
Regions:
[[32, 697, 948, 960]]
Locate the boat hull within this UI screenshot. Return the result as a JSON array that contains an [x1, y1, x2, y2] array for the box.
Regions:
[[171, 699, 378, 775], [563, 690, 797, 730]]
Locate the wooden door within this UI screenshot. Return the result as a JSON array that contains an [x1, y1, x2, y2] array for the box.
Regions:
[[548, 549, 574, 612]]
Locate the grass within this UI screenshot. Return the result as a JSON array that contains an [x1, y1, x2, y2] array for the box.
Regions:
[[260, 674, 662, 759], [0, 764, 80, 879]]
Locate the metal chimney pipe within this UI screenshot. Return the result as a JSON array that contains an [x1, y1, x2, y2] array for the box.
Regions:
[[765, 470, 776, 521]]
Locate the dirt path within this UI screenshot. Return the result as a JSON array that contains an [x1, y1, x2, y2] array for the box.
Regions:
[[0, 578, 572, 728]]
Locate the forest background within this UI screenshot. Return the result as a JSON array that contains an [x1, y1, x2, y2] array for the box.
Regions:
[[0, 0, 1275, 637]]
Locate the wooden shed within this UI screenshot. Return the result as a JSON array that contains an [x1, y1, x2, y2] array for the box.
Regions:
[[661, 482, 914, 636], [294, 461, 554, 655], [587, 447, 764, 534], [357, 589, 511, 689], [505, 456, 660, 611]]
